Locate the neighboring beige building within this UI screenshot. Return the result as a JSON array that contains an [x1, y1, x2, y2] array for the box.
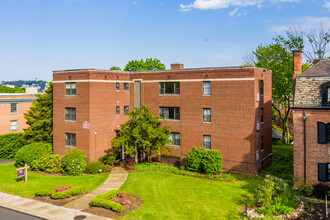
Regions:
[[0, 92, 37, 135]]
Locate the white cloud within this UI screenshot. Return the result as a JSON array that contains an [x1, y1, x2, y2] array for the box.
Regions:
[[270, 17, 330, 33], [324, 1, 330, 9], [229, 7, 238, 16], [132, 1, 138, 5], [179, 0, 299, 12]]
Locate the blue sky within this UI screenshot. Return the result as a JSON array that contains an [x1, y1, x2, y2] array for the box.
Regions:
[[1, 0, 329, 81]]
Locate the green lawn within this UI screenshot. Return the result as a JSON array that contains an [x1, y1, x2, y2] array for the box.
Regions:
[[260, 144, 293, 184], [0, 163, 109, 198], [117, 172, 260, 220]]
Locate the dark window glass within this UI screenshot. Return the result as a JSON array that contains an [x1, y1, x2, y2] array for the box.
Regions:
[[159, 107, 180, 120], [65, 108, 76, 121], [317, 122, 328, 144], [65, 133, 76, 147], [65, 83, 76, 95], [124, 106, 129, 114], [116, 130, 120, 138], [328, 124, 330, 143], [203, 135, 211, 150], [203, 108, 211, 122], [124, 83, 129, 90], [261, 136, 264, 150], [10, 103, 17, 113], [169, 133, 180, 146], [159, 82, 180, 95], [328, 87, 330, 104], [260, 80, 264, 96], [116, 106, 120, 114], [116, 82, 120, 90], [261, 108, 264, 123], [203, 81, 211, 95]]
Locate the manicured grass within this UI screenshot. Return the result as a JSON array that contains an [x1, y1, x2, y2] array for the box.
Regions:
[[118, 172, 260, 220], [0, 163, 109, 198], [261, 144, 293, 184]]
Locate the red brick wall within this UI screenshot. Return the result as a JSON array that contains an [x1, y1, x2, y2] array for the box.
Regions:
[[293, 109, 330, 185]]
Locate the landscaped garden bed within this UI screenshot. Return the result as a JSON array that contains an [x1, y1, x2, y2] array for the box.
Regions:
[[83, 190, 144, 218]]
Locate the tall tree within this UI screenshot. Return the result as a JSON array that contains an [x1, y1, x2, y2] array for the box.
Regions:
[[124, 58, 165, 71], [23, 83, 53, 144], [111, 105, 172, 162]]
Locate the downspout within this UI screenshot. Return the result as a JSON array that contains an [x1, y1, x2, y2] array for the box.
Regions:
[[303, 110, 307, 184]]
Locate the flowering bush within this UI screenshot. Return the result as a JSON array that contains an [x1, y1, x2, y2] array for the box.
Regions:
[[62, 149, 86, 176], [118, 191, 126, 198], [122, 199, 131, 205], [56, 185, 72, 192], [111, 197, 119, 202]]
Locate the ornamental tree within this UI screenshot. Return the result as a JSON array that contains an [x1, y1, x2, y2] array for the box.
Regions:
[[124, 58, 165, 71], [23, 83, 53, 144], [111, 105, 172, 162]]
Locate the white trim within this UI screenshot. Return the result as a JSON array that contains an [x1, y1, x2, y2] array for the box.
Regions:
[[53, 77, 255, 84]]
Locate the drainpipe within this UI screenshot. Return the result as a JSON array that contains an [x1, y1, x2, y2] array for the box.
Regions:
[[302, 110, 307, 184]]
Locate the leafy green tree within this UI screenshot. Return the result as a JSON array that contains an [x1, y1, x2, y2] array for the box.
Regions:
[[23, 83, 53, 144], [110, 66, 121, 70], [111, 105, 172, 162], [124, 58, 165, 71], [0, 86, 25, 93], [253, 41, 293, 144]]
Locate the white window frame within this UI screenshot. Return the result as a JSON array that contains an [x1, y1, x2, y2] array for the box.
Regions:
[[203, 135, 211, 150], [10, 120, 18, 131], [169, 133, 180, 146], [65, 83, 76, 96], [203, 108, 211, 122], [203, 81, 211, 95]]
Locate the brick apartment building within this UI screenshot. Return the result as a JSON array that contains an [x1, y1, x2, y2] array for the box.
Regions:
[[292, 51, 330, 184], [0, 92, 37, 135], [53, 64, 272, 174]]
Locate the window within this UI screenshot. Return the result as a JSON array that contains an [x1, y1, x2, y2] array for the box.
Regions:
[[317, 122, 330, 144], [116, 130, 120, 138], [65, 133, 76, 147], [124, 106, 129, 114], [203, 81, 211, 95], [159, 82, 180, 95], [10, 120, 18, 131], [65, 108, 76, 121], [116, 106, 120, 114], [65, 83, 76, 95], [321, 82, 330, 105], [116, 82, 120, 91], [169, 133, 180, 146], [159, 107, 180, 120], [261, 108, 264, 123], [10, 103, 17, 113], [203, 135, 211, 149], [124, 83, 129, 90], [261, 135, 264, 150], [318, 163, 330, 182], [203, 108, 211, 122], [260, 80, 264, 96]]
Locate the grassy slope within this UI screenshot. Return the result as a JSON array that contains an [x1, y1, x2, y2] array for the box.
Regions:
[[118, 172, 260, 220], [0, 163, 109, 198]]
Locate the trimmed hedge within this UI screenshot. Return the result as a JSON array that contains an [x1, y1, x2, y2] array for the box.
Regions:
[[85, 161, 110, 174], [51, 186, 85, 199], [98, 153, 118, 166], [91, 190, 124, 212], [35, 189, 54, 197], [0, 133, 25, 160], [14, 142, 51, 166], [62, 149, 86, 176], [31, 154, 63, 173]]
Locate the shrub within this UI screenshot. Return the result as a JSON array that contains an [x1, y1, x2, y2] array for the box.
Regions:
[[92, 198, 124, 212], [312, 183, 330, 199], [31, 154, 63, 173], [255, 175, 298, 216], [35, 189, 54, 197], [51, 186, 86, 199], [85, 161, 110, 174], [185, 146, 206, 172], [14, 142, 51, 166], [62, 149, 86, 176], [0, 133, 25, 160], [98, 153, 118, 166], [56, 185, 72, 192], [95, 189, 118, 200], [201, 150, 223, 174], [185, 147, 223, 174]]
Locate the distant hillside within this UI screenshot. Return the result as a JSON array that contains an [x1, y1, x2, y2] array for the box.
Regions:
[[0, 80, 48, 90], [0, 86, 25, 93]]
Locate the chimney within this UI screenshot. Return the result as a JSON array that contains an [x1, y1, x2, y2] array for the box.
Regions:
[[171, 63, 184, 70], [293, 50, 302, 80], [313, 59, 320, 65]]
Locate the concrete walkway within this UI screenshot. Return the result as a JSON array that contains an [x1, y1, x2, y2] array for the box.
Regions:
[[0, 159, 15, 165], [64, 166, 129, 210], [0, 191, 110, 220]]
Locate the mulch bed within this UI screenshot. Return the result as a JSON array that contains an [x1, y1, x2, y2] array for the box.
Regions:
[[33, 192, 88, 206], [82, 195, 144, 218], [295, 199, 330, 220]]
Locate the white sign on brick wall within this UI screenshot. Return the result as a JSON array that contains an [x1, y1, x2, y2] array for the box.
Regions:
[[83, 121, 90, 129]]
